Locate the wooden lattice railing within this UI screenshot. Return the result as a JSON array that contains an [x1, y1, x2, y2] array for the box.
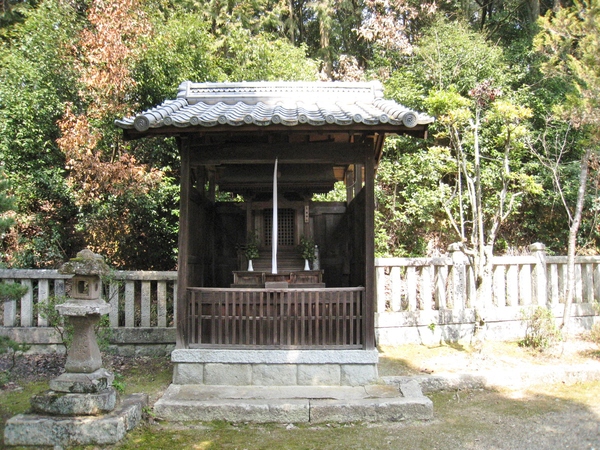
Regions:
[[186, 287, 365, 348]]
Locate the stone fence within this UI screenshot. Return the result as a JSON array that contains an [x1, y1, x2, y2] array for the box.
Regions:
[[375, 244, 599, 345], [1, 244, 599, 353], [0, 270, 177, 355]]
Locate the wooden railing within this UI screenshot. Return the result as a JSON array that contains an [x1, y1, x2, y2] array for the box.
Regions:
[[186, 287, 365, 348]]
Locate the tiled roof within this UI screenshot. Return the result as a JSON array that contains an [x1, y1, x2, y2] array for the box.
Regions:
[[115, 81, 434, 133]]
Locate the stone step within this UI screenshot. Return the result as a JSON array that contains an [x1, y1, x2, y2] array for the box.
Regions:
[[153, 383, 433, 424]]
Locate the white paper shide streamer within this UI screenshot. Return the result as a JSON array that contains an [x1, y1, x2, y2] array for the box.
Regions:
[[271, 158, 278, 274]]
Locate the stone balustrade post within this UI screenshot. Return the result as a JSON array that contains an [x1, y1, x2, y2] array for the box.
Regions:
[[529, 242, 548, 307], [448, 243, 467, 310]]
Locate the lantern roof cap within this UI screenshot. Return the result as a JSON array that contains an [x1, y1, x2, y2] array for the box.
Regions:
[[59, 249, 110, 277]]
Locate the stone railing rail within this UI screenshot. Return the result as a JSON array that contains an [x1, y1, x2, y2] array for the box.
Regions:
[[374, 244, 599, 345]]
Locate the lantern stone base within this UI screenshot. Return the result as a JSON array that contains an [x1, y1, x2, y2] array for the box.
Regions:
[[31, 387, 117, 416], [49, 368, 114, 393], [4, 393, 147, 448]]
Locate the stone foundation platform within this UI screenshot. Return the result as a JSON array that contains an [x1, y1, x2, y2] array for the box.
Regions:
[[171, 349, 379, 386], [153, 382, 432, 423]]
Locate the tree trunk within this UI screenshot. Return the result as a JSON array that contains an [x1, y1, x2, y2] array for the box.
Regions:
[[562, 147, 591, 335], [528, 0, 540, 24], [287, 0, 295, 44], [319, 14, 332, 77], [474, 108, 485, 290]]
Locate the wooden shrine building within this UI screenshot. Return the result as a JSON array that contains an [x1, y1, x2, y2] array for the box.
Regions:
[[116, 81, 432, 363]]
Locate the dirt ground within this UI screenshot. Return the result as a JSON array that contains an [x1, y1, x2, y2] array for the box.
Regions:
[[378, 335, 600, 376], [1, 338, 600, 449]]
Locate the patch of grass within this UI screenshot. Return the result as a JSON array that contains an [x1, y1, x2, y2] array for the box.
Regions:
[[111, 382, 600, 449], [117, 357, 173, 397], [0, 381, 48, 438]]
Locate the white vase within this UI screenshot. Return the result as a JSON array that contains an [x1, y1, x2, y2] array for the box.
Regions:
[[248, 260, 254, 271], [304, 259, 310, 271]]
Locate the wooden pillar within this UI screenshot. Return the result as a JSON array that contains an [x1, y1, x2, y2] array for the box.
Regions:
[[345, 166, 354, 203], [207, 168, 216, 202], [355, 163, 364, 197], [364, 148, 375, 350], [176, 137, 191, 349]]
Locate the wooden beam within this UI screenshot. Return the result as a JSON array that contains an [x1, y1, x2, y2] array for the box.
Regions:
[[176, 137, 191, 349], [373, 133, 386, 165], [189, 142, 371, 165], [364, 148, 376, 350]]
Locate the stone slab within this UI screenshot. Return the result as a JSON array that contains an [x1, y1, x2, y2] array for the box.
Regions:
[[166, 384, 398, 401], [31, 387, 117, 416], [152, 384, 432, 424], [156, 397, 310, 423], [341, 364, 378, 386], [381, 363, 600, 393], [309, 395, 433, 423], [203, 363, 252, 385], [297, 364, 340, 385], [171, 348, 379, 364], [4, 393, 147, 447], [172, 361, 378, 386], [252, 364, 298, 386], [399, 379, 424, 398], [173, 362, 204, 384]]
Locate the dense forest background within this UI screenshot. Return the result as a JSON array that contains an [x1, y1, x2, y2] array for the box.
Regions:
[[0, 0, 598, 270]]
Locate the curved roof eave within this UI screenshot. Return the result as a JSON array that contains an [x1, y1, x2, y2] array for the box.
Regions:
[[115, 81, 434, 139]]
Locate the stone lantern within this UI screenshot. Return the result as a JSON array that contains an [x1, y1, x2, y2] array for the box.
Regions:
[[52, 248, 112, 384], [4, 249, 147, 448]]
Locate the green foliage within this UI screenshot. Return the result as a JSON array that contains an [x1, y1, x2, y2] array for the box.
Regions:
[[375, 142, 454, 256], [0, 169, 15, 235], [519, 306, 562, 350], [96, 314, 113, 353], [0, 169, 28, 301], [0, 0, 81, 267], [535, 1, 600, 131], [134, 9, 317, 109], [312, 181, 346, 202], [37, 296, 73, 355], [297, 236, 316, 262], [413, 17, 509, 95], [378, 18, 544, 258], [0, 281, 27, 302], [132, 12, 221, 108], [0, 0, 596, 267], [244, 232, 260, 260], [112, 372, 126, 394]]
